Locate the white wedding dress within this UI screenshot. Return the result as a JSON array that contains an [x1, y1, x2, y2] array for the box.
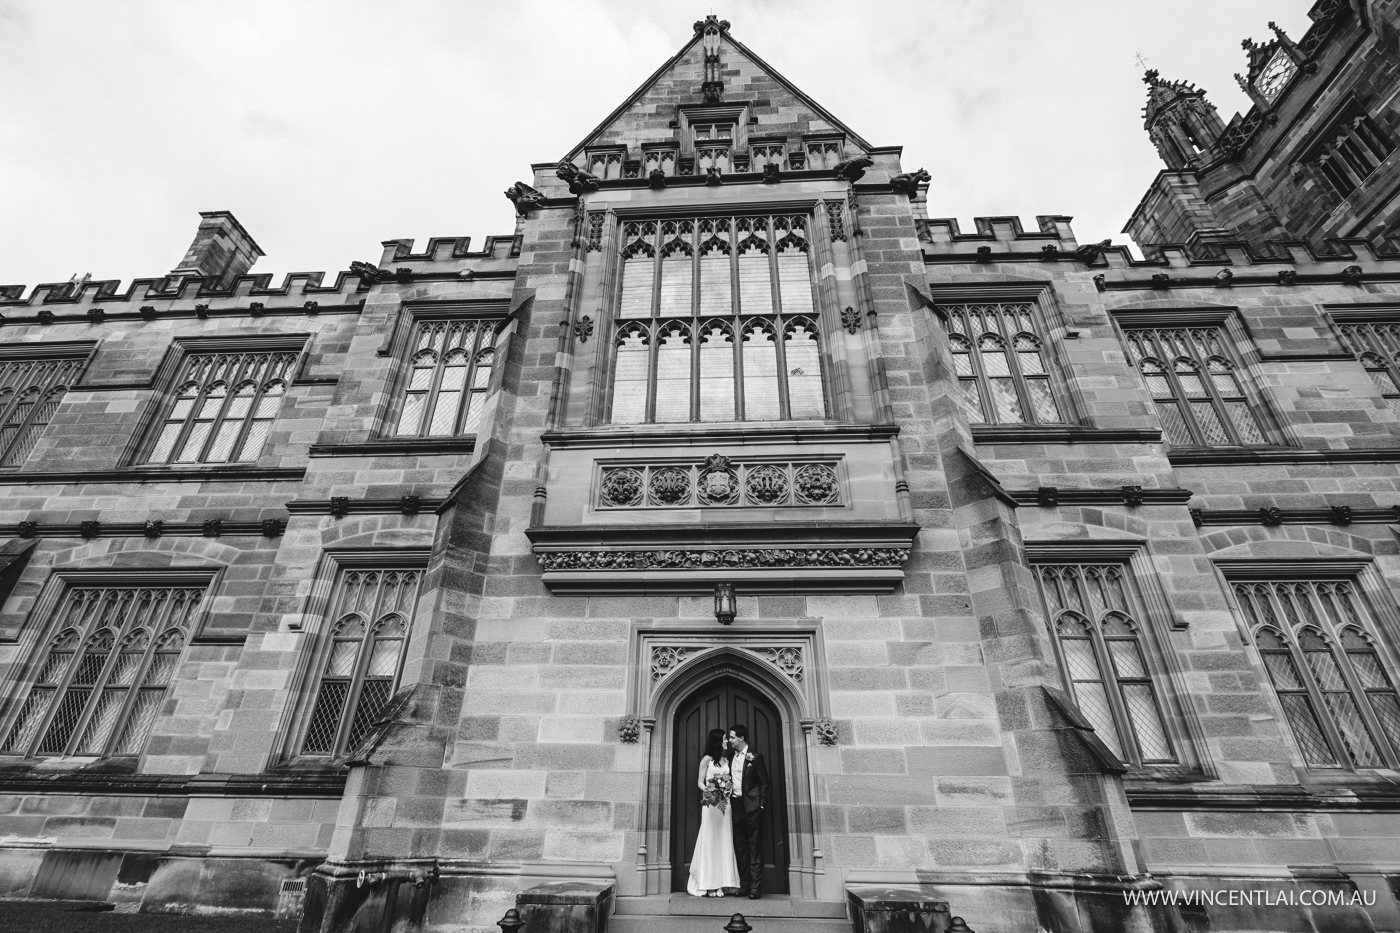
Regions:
[[686, 756, 740, 896]]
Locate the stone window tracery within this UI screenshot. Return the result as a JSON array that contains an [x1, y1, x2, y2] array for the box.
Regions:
[[587, 150, 625, 181], [1032, 563, 1177, 767], [1313, 113, 1393, 197], [939, 303, 1063, 425], [0, 354, 87, 468], [1234, 579, 1400, 770], [1336, 320, 1400, 419], [608, 214, 825, 424], [147, 350, 296, 464], [805, 140, 843, 170], [1122, 325, 1266, 447], [692, 123, 733, 173], [300, 567, 421, 759], [0, 582, 206, 759], [393, 318, 497, 438]]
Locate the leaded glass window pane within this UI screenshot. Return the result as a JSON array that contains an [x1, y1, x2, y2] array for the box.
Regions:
[[299, 568, 421, 760], [699, 323, 736, 422], [742, 321, 781, 421], [609, 213, 825, 423], [0, 584, 205, 759], [1339, 324, 1400, 420], [0, 356, 86, 467], [1122, 325, 1268, 447], [1032, 563, 1178, 767], [654, 324, 693, 423], [392, 319, 498, 438], [1234, 579, 1400, 769], [146, 350, 296, 464], [938, 304, 1064, 425]]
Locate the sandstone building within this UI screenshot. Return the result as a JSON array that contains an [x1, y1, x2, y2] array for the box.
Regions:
[[2, 5, 1400, 932]]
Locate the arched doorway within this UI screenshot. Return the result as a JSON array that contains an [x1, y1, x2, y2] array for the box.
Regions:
[[670, 676, 790, 894]]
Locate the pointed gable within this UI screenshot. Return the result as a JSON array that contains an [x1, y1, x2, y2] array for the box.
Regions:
[[562, 15, 872, 168]]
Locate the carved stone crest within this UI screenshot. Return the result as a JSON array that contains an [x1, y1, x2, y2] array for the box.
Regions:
[[697, 455, 739, 505]]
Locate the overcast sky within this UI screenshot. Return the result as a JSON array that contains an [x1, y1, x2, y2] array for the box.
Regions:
[[0, 1, 1314, 288]]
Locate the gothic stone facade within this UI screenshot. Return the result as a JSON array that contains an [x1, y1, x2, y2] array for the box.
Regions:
[[1126, 0, 1400, 255], [1, 10, 1400, 933]]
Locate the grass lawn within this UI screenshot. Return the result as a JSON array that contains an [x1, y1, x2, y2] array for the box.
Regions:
[[0, 904, 300, 933]]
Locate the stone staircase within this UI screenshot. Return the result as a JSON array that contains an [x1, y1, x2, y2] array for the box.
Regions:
[[610, 894, 851, 933]]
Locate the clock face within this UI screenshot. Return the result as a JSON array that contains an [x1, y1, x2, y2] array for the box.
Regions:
[[1255, 49, 1297, 103]]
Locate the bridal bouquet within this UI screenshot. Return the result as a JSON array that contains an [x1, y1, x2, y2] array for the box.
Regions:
[[702, 771, 734, 813]]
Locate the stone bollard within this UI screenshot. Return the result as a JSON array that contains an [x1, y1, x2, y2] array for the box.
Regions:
[[724, 914, 753, 933], [499, 908, 525, 933]]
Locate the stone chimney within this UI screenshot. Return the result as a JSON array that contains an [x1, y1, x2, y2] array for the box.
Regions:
[[171, 211, 264, 289]]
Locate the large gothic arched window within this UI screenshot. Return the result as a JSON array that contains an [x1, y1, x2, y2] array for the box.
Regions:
[[608, 215, 826, 424]]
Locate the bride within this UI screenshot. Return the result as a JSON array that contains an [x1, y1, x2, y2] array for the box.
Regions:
[[686, 728, 740, 897]]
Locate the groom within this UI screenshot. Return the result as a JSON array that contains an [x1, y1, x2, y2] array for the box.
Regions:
[[727, 724, 770, 899]]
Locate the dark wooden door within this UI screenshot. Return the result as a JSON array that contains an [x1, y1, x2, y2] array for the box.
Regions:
[[671, 677, 788, 893]]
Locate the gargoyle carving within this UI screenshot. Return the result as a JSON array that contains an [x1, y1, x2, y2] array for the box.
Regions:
[[349, 261, 390, 286], [833, 155, 874, 182], [505, 181, 546, 216], [889, 168, 929, 197], [649, 169, 667, 190], [1072, 239, 1113, 265], [556, 161, 601, 195], [762, 164, 781, 184], [705, 167, 723, 186]]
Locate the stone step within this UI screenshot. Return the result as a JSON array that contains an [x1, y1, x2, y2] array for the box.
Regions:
[[0, 898, 115, 913], [610, 913, 851, 933], [613, 894, 848, 920]]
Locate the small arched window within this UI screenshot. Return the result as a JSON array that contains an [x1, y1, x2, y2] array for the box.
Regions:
[[393, 319, 499, 438], [1234, 578, 1400, 770], [147, 350, 297, 464], [1033, 563, 1178, 767], [300, 567, 422, 760], [0, 355, 87, 467], [1337, 321, 1400, 420], [1121, 326, 1267, 447], [938, 303, 1065, 426]]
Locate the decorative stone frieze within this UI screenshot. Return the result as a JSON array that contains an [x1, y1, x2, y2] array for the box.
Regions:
[[536, 547, 908, 571], [598, 456, 841, 509]]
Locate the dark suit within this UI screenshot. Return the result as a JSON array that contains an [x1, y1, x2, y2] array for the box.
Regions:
[[728, 750, 770, 895]]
